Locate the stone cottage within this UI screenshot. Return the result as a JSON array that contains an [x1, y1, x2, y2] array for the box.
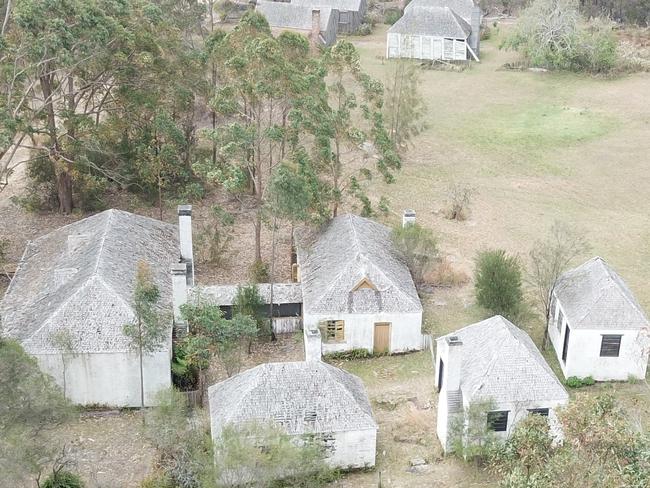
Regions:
[[208, 361, 377, 474], [1, 209, 182, 407], [435, 316, 569, 452], [548, 257, 649, 381], [295, 214, 424, 359]]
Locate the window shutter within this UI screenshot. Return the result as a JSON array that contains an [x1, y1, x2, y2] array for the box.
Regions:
[[600, 335, 622, 357]]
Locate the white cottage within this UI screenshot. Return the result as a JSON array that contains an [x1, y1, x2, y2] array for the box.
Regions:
[[386, 0, 481, 61], [256, 0, 340, 46], [548, 257, 650, 381], [208, 361, 377, 472], [0, 209, 184, 407], [435, 316, 569, 452], [295, 214, 423, 358]]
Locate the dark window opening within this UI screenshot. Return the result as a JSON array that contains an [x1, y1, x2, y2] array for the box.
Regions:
[[437, 359, 444, 393], [562, 325, 570, 363], [528, 408, 549, 417], [600, 334, 622, 357], [220, 305, 233, 320], [487, 411, 509, 432]]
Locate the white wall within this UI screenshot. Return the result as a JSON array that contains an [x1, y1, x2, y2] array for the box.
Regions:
[[328, 429, 377, 469], [548, 298, 649, 381], [36, 349, 171, 407], [303, 311, 423, 354], [386, 33, 467, 61]]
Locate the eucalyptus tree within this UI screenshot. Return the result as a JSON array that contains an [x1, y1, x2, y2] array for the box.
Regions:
[[304, 40, 401, 217], [198, 12, 319, 265]]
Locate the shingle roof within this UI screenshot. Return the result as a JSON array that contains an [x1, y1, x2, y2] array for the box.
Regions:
[[388, 6, 471, 39], [291, 0, 364, 13], [208, 361, 377, 437], [439, 316, 568, 404], [554, 257, 648, 331], [0, 210, 178, 354], [256, 0, 336, 31], [193, 283, 303, 306], [295, 214, 422, 314], [405, 0, 475, 21]]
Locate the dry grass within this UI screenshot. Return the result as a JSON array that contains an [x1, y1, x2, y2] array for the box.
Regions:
[[425, 257, 470, 288]]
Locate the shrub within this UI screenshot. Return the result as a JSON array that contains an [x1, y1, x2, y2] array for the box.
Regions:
[[474, 249, 524, 321], [42, 470, 85, 488], [427, 257, 470, 288], [325, 348, 372, 361], [391, 223, 438, 288], [140, 471, 174, 488], [384, 9, 402, 25], [444, 183, 475, 221], [249, 259, 270, 283], [565, 376, 595, 388], [366, 9, 383, 27], [355, 23, 373, 36]]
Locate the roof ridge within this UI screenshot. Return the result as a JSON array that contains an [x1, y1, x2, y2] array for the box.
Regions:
[[94, 209, 115, 276]]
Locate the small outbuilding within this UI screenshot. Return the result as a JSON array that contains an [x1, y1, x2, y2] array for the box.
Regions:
[[255, 0, 339, 46], [386, 0, 481, 61], [208, 361, 377, 470], [291, 0, 367, 33], [295, 214, 424, 358], [435, 316, 569, 452], [0, 209, 182, 407], [548, 257, 649, 381]]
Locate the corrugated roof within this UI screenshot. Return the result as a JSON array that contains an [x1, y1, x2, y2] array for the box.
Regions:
[[554, 257, 648, 331], [256, 0, 335, 31], [0, 210, 179, 354], [438, 316, 568, 404], [193, 283, 303, 306], [405, 0, 475, 21], [295, 214, 422, 314], [208, 361, 377, 436], [388, 6, 471, 39]]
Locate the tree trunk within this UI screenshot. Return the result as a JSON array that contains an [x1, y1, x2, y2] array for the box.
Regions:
[[138, 320, 145, 421], [254, 212, 262, 263], [57, 171, 74, 214], [269, 216, 277, 342], [1, 0, 12, 37], [61, 354, 67, 400]]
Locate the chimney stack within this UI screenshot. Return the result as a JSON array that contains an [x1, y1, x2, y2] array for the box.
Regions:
[[304, 327, 322, 362], [171, 263, 189, 334], [177, 205, 194, 286], [310, 9, 321, 50], [444, 335, 463, 391], [402, 209, 416, 228]]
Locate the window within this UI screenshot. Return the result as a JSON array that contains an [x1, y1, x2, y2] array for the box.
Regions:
[[528, 408, 549, 417], [600, 335, 622, 357], [437, 359, 444, 393], [487, 411, 509, 432], [322, 320, 344, 343]]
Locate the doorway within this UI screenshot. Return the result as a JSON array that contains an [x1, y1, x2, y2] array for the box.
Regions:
[[562, 325, 571, 363], [374, 322, 391, 353]]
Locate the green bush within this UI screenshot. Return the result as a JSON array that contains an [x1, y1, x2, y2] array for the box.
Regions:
[[42, 470, 85, 488], [474, 249, 524, 321], [249, 259, 270, 283], [565, 376, 595, 388], [384, 9, 402, 25], [325, 348, 372, 360], [355, 23, 373, 36]]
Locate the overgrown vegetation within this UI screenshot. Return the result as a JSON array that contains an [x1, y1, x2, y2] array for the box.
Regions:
[[502, 0, 621, 74], [564, 375, 596, 388], [474, 249, 524, 321], [391, 223, 439, 288], [444, 183, 475, 221]]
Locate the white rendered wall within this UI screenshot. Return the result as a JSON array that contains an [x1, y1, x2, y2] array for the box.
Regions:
[[303, 311, 423, 354], [36, 349, 171, 407], [386, 33, 468, 60], [328, 429, 377, 469], [548, 299, 649, 381]]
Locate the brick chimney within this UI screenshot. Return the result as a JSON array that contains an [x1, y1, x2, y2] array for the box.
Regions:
[[177, 204, 194, 286], [402, 209, 416, 228], [310, 9, 321, 49]]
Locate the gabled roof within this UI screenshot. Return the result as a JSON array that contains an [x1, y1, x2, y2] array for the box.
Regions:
[[405, 0, 475, 21], [388, 6, 471, 39], [438, 316, 568, 404], [0, 209, 179, 354], [291, 0, 364, 13], [295, 214, 422, 314], [208, 361, 377, 436], [554, 257, 649, 331], [256, 1, 336, 32]]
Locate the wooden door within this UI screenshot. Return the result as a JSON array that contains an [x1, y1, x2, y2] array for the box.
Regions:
[[562, 325, 570, 363], [374, 322, 391, 354]]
